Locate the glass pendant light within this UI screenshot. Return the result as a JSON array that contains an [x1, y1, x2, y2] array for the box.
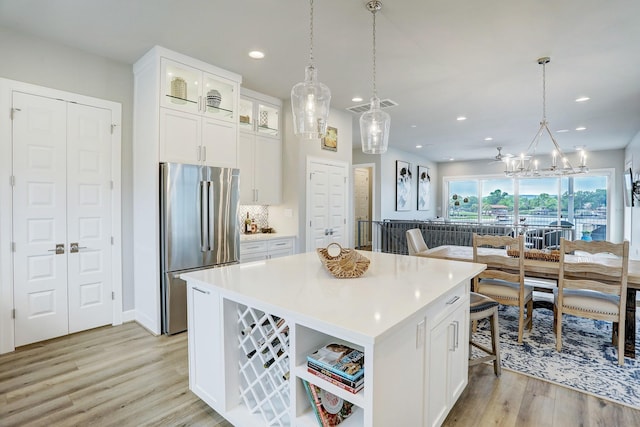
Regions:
[[291, 0, 331, 139], [360, 0, 390, 154]]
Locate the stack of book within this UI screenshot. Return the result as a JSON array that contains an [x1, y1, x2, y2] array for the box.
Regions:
[[306, 343, 364, 394]]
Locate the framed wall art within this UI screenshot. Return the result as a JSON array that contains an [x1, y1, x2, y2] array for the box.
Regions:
[[396, 160, 412, 211], [321, 126, 338, 151], [417, 165, 431, 211]]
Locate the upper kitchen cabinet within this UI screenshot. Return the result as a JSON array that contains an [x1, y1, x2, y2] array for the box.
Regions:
[[161, 59, 236, 122], [239, 88, 282, 205], [134, 46, 241, 169]]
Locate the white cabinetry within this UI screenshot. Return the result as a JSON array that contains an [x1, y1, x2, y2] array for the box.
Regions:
[[159, 57, 239, 168], [187, 284, 223, 409], [239, 88, 282, 205], [182, 252, 479, 427], [240, 237, 294, 263], [132, 46, 241, 334], [425, 292, 469, 427]]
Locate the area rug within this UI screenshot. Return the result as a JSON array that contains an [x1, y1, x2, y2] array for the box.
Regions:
[[471, 305, 640, 409]]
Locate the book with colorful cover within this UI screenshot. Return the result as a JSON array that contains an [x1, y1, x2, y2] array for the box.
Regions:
[[306, 343, 364, 382], [307, 361, 364, 387], [302, 379, 355, 426], [307, 367, 364, 394]]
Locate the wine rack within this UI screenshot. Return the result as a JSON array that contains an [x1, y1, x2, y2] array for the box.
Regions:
[[237, 304, 290, 426]]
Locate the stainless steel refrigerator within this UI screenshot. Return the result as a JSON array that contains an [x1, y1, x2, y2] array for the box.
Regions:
[[160, 162, 240, 335]]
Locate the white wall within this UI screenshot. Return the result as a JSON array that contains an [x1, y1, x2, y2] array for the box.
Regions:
[[268, 101, 353, 252], [0, 27, 136, 310], [353, 146, 439, 221], [438, 148, 626, 243]]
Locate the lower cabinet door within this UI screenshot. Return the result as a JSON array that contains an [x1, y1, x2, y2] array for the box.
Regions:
[[426, 316, 451, 427], [189, 284, 223, 410]]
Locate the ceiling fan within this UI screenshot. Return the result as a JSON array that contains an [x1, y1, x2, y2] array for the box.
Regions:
[[489, 147, 514, 164]]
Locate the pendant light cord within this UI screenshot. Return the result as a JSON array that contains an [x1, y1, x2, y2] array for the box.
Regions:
[[372, 9, 377, 98], [542, 60, 546, 121], [309, 0, 314, 65]]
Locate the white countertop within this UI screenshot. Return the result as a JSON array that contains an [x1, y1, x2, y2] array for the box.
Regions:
[[182, 251, 485, 343], [239, 233, 296, 242]]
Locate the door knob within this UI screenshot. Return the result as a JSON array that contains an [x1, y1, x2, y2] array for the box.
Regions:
[[47, 243, 65, 254], [70, 242, 87, 253]]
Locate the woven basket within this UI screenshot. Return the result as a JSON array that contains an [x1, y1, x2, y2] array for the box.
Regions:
[[316, 243, 370, 279]]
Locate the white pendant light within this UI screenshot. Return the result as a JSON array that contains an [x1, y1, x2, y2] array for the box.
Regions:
[[291, 0, 331, 139], [360, 0, 390, 154]]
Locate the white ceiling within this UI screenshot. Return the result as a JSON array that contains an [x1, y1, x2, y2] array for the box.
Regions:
[[2, 0, 639, 162]]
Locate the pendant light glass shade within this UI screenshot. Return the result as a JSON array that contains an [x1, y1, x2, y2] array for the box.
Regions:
[[291, 0, 331, 139], [361, 1, 389, 154], [291, 64, 331, 139], [360, 97, 390, 154]]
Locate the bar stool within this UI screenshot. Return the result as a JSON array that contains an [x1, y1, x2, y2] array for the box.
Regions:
[[469, 292, 501, 376]]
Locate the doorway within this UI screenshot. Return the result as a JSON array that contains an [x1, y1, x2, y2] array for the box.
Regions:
[[353, 165, 373, 250]]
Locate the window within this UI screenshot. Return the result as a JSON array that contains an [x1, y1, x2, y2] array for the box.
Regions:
[[444, 172, 610, 240], [448, 180, 478, 221], [481, 178, 514, 224]]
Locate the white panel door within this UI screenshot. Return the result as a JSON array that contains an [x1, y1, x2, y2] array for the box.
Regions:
[[12, 92, 69, 346], [328, 165, 347, 244], [66, 103, 113, 333], [307, 160, 348, 251], [309, 162, 330, 250]]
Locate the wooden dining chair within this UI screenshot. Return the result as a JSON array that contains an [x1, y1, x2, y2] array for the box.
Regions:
[[556, 239, 629, 365], [472, 233, 533, 343], [406, 228, 429, 256]]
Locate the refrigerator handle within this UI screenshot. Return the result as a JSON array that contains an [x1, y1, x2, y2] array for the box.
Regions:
[[208, 180, 215, 252], [200, 181, 209, 251]]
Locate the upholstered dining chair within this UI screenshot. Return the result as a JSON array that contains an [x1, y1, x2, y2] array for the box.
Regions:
[[472, 233, 533, 344], [469, 292, 501, 376], [556, 238, 629, 366], [406, 228, 429, 256]]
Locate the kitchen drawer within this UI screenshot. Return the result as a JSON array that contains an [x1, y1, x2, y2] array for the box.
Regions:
[[267, 239, 293, 251], [240, 241, 268, 255]]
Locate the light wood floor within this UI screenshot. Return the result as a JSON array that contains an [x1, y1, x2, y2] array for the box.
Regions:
[[1, 322, 639, 427]]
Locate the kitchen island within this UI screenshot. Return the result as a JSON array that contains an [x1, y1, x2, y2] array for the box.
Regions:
[[182, 251, 485, 427]]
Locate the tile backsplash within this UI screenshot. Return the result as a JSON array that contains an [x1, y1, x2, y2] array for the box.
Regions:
[[238, 205, 269, 231]]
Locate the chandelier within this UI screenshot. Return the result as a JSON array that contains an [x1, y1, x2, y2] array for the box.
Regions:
[[360, 0, 390, 154], [504, 57, 588, 177], [291, 0, 331, 139]]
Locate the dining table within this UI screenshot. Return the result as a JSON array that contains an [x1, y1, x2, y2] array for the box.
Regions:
[[421, 245, 640, 358]]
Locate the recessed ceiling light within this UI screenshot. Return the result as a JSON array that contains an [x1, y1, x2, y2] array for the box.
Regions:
[[556, 129, 570, 133], [411, 125, 417, 128], [449, 157, 455, 161], [248, 50, 265, 59], [456, 116, 467, 121], [416, 145, 422, 149], [574, 145, 586, 151], [352, 96, 363, 102], [575, 96, 590, 102], [484, 137, 493, 141], [575, 126, 587, 131]]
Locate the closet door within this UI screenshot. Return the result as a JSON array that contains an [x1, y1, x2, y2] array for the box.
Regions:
[[66, 103, 113, 333], [12, 92, 69, 346]]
